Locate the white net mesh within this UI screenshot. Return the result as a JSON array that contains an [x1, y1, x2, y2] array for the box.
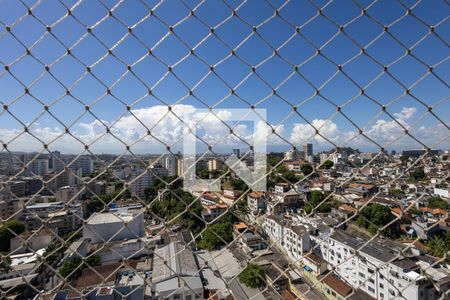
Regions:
[[0, 0, 448, 300]]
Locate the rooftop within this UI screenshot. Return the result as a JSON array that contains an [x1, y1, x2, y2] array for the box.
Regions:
[[233, 222, 248, 231], [330, 229, 403, 263], [26, 202, 63, 209], [289, 225, 307, 236], [322, 273, 352, 297], [152, 241, 199, 283], [116, 270, 145, 287], [87, 210, 141, 225]]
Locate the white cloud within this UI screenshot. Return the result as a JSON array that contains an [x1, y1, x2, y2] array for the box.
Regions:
[[289, 119, 340, 146], [0, 105, 447, 153]]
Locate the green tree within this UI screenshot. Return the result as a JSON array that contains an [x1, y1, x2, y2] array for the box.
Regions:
[[304, 191, 338, 214], [301, 164, 313, 176], [59, 256, 83, 279], [196, 168, 210, 179], [198, 220, 233, 250], [356, 203, 399, 238], [276, 171, 299, 184], [400, 155, 409, 164], [267, 155, 283, 167], [86, 255, 101, 267], [150, 188, 204, 235], [275, 164, 288, 174], [58, 255, 101, 280], [239, 263, 266, 288], [0, 220, 25, 252], [425, 232, 450, 258], [229, 178, 248, 191], [427, 197, 449, 210], [409, 168, 425, 181], [389, 189, 405, 199], [320, 160, 334, 169], [43, 243, 60, 265], [234, 198, 249, 216], [0, 256, 11, 273]]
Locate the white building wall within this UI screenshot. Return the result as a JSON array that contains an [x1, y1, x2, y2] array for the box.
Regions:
[[283, 227, 311, 262], [83, 212, 144, 243], [325, 235, 433, 300]]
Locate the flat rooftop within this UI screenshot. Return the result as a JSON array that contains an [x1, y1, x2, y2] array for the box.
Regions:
[[87, 210, 142, 224]]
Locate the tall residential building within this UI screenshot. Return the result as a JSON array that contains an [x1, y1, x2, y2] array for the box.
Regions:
[[130, 169, 154, 198], [233, 148, 241, 158], [207, 159, 224, 171], [302, 143, 313, 157], [26, 158, 49, 177], [164, 155, 178, 177], [177, 159, 184, 177], [51, 151, 64, 173], [69, 155, 93, 176]]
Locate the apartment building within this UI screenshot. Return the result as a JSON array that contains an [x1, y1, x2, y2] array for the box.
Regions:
[[164, 154, 178, 177], [269, 189, 304, 215], [322, 229, 447, 300], [129, 169, 154, 198], [247, 191, 268, 214], [283, 225, 311, 262], [55, 185, 80, 202], [69, 155, 93, 176], [263, 215, 289, 245], [22, 202, 83, 235], [4, 180, 26, 197], [201, 204, 227, 222]]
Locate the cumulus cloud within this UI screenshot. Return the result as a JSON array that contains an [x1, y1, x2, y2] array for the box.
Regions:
[[0, 105, 447, 153], [290, 119, 340, 145]]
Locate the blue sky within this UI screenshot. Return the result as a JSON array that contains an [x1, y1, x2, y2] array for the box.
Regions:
[[0, 0, 448, 154]]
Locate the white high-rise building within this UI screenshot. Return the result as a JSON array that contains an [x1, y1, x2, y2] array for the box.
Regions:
[[51, 151, 64, 173], [164, 155, 178, 177], [27, 158, 49, 177], [69, 155, 93, 176], [130, 169, 154, 198], [302, 143, 313, 157]]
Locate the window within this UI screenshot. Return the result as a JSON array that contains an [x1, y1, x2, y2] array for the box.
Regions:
[[368, 268, 374, 274], [380, 283, 384, 289], [359, 272, 365, 278], [380, 293, 384, 299], [368, 286, 375, 293], [390, 271, 399, 278], [369, 278, 375, 284]]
